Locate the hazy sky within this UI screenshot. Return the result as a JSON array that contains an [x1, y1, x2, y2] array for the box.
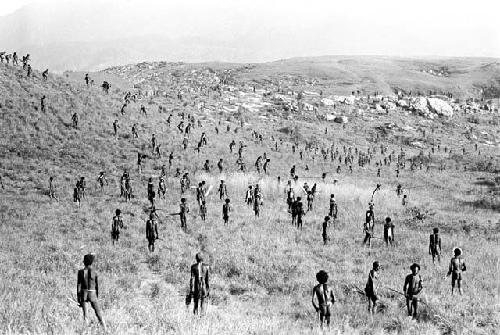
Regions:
[[0, 0, 499, 58]]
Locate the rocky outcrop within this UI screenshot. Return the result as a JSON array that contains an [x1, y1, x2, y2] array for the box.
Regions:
[[427, 98, 453, 117]]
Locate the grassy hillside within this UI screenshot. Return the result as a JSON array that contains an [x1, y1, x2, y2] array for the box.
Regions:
[[237, 56, 500, 99], [0, 61, 499, 335]]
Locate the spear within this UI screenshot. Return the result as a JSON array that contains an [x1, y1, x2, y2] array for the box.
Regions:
[[371, 183, 382, 202]]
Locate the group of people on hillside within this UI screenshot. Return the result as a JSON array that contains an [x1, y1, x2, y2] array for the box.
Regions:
[[313, 244, 466, 328], [1, 59, 475, 331]]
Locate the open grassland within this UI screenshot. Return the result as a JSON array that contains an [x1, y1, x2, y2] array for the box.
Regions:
[[0, 62, 499, 335]]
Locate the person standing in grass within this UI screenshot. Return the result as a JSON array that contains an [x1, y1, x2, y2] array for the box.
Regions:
[[253, 185, 262, 217], [446, 247, 466, 295], [199, 200, 207, 221], [322, 216, 330, 245], [73, 181, 81, 208], [363, 212, 374, 247], [190, 253, 210, 316], [383, 217, 395, 247], [364, 261, 380, 314], [245, 185, 254, 207], [403, 263, 423, 319], [218, 180, 227, 200], [429, 228, 442, 264], [111, 209, 124, 245], [294, 197, 305, 229], [146, 212, 159, 252], [77, 254, 106, 330], [311, 270, 336, 329], [222, 198, 231, 225], [96, 172, 108, 191], [180, 197, 189, 231]]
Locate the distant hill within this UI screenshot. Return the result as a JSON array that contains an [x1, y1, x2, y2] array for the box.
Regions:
[[97, 56, 500, 99]]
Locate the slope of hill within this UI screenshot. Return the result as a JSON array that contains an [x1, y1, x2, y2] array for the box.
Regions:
[[0, 61, 499, 335]]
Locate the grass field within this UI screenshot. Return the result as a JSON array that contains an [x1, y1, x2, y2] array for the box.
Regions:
[[0, 60, 499, 335]]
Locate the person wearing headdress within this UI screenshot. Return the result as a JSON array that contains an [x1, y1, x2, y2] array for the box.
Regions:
[[77, 254, 106, 329], [189, 253, 210, 315], [403, 263, 423, 319], [446, 247, 466, 295], [311, 270, 336, 328]]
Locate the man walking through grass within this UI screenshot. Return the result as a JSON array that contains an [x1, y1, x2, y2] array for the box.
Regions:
[[77, 254, 106, 330], [364, 261, 380, 314], [190, 253, 210, 316], [403, 263, 423, 319], [311, 270, 335, 329]]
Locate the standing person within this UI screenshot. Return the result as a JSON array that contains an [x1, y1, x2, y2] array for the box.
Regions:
[[306, 191, 314, 211], [77, 254, 106, 330], [180, 198, 189, 231], [429, 228, 442, 264], [403, 263, 423, 319], [77, 177, 86, 199], [329, 194, 338, 224], [295, 197, 305, 229], [97, 172, 108, 191], [73, 182, 81, 208], [85, 74, 89, 86], [146, 212, 159, 252], [48, 176, 57, 200], [222, 198, 231, 225], [189, 253, 210, 316], [311, 270, 336, 329], [196, 182, 205, 207], [364, 261, 380, 314], [446, 248, 466, 295], [157, 176, 166, 200], [199, 200, 207, 221], [245, 186, 254, 207], [363, 212, 375, 247], [147, 177, 155, 208], [383, 217, 395, 247], [217, 158, 224, 173], [111, 209, 124, 245], [322, 216, 330, 245], [151, 134, 156, 153], [253, 185, 262, 217], [218, 180, 227, 200]]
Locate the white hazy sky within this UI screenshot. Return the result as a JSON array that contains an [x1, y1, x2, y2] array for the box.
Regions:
[[0, 0, 499, 58]]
